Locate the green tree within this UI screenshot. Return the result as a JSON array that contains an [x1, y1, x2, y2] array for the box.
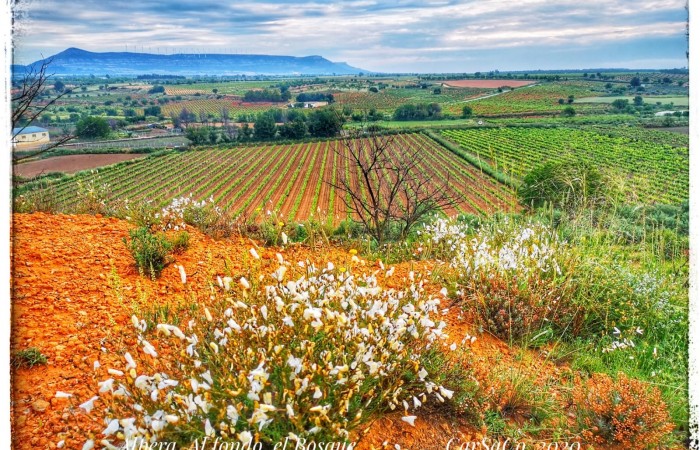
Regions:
[[561, 106, 576, 117], [253, 112, 277, 140], [633, 95, 644, 106], [75, 116, 111, 139], [279, 118, 308, 139], [53, 80, 65, 92], [308, 108, 344, 137], [611, 99, 629, 110], [629, 76, 641, 87], [461, 105, 473, 118]]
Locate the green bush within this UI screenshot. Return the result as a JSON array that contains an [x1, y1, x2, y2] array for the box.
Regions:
[[518, 161, 608, 213], [123, 227, 173, 278]]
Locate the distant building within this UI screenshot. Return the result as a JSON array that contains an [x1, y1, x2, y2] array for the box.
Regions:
[[12, 126, 50, 149]]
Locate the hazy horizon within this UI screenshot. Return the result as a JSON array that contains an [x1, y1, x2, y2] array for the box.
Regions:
[[10, 0, 689, 73]]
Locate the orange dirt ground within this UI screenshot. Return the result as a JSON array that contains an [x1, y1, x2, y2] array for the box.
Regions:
[[9, 213, 642, 449]]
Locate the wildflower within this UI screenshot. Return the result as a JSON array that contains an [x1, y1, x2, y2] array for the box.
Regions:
[[240, 277, 251, 290], [636, 327, 644, 335], [79, 396, 99, 413], [178, 265, 187, 284], [204, 307, 213, 322], [102, 419, 119, 436], [142, 340, 158, 358], [349, 249, 358, 255], [205, 419, 214, 437], [82, 440, 95, 450], [239, 431, 253, 445], [401, 416, 417, 427], [281, 232, 288, 245], [250, 248, 260, 260], [55, 391, 73, 399], [98, 378, 114, 393], [124, 352, 136, 370]]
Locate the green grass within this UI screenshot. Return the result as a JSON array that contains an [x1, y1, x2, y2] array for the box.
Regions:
[[12, 348, 48, 368]]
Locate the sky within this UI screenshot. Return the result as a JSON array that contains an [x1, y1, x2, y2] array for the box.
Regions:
[[9, 0, 690, 73]]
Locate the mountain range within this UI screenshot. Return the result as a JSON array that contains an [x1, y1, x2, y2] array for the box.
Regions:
[[12, 47, 369, 77]]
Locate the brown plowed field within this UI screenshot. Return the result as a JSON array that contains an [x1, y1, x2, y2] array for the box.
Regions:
[[442, 79, 535, 88], [28, 134, 518, 224], [13, 153, 145, 178]]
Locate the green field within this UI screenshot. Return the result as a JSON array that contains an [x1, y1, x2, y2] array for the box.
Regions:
[[576, 96, 689, 106], [441, 127, 688, 204]]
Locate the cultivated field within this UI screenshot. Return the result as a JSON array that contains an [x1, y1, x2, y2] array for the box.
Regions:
[[45, 133, 517, 223], [442, 79, 535, 88], [441, 127, 689, 204], [13, 154, 146, 178]]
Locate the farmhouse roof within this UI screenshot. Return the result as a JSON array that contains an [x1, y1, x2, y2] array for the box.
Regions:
[[13, 126, 48, 135]]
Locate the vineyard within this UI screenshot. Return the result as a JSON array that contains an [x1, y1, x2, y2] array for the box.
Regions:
[[161, 98, 279, 117], [451, 82, 607, 116], [333, 87, 490, 112], [165, 81, 278, 96], [441, 127, 689, 204], [40, 133, 517, 224]]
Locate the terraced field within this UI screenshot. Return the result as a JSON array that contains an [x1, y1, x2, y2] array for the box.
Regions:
[[43, 133, 518, 224], [441, 127, 689, 204]]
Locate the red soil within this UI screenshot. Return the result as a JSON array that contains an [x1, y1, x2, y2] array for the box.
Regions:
[[443, 80, 535, 88], [13, 154, 145, 179]]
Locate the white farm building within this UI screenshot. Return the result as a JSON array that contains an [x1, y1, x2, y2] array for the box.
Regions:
[[12, 126, 50, 149]]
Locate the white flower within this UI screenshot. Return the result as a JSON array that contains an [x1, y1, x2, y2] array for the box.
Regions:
[[250, 248, 260, 260], [165, 415, 179, 424], [79, 396, 99, 413], [440, 287, 448, 297], [178, 265, 187, 284], [142, 340, 158, 358], [55, 391, 73, 399], [239, 431, 253, 445], [401, 416, 417, 427], [82, 440, 95, 450], [102, 419, 119, 436], [205, 418, 214, 437], [281, 232, 288, 245], [124, 352, 136, 370], [240, 277, 250, 290], [98, 378, 114, 393], [204, 307, 213, 322]]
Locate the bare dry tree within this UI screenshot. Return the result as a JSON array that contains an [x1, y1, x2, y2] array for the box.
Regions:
[[12, 58, 75, 162], [330, 126, 458, 244]]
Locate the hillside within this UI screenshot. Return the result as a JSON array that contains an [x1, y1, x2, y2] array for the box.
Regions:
[[10, 213, 684, 449], [12, 47, 368, 76]]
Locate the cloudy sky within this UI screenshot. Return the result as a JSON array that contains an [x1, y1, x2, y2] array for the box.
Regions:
[[10, 0, 689, 73]]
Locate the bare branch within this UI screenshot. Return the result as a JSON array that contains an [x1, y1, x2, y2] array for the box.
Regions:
[[326, 118, 457, 244]]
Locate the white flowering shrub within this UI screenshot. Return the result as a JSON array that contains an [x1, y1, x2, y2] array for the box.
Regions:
[[75, 179, 112, 215], [94, 259, 457, 447], [421, 218, 579, 342], [158, 195, 232, 237]]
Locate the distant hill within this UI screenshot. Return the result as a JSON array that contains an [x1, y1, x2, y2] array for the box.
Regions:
[[11, 47, 369, 76]]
